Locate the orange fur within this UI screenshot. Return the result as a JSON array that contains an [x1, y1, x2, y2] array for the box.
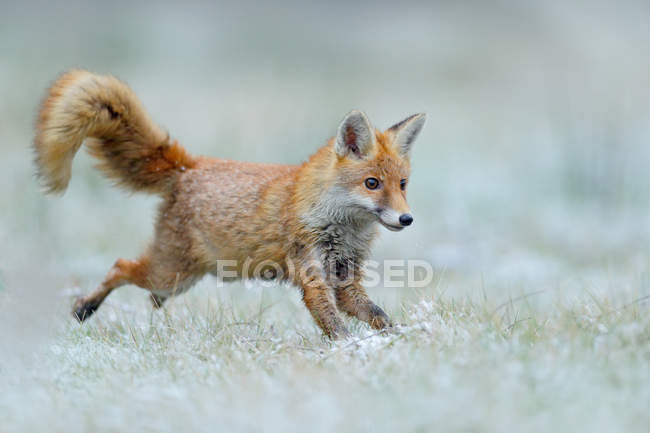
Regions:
[[34, 70, 195, 194], [35, 70, 425, 339]]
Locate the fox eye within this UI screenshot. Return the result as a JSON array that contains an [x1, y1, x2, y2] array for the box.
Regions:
[[365, 177, 380, 190], [400, 179, 407, 190]]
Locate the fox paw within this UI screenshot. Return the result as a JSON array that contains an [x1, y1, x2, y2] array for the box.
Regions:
[[368, 305, 393, 331], [72, 297, 99, 322], [149, 293, 168, 309]]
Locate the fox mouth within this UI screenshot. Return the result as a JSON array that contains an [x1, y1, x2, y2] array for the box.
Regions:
[[377, 219, 404, 232]]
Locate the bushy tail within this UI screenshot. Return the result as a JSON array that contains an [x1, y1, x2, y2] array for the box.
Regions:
[[33, 69, 196, 195]]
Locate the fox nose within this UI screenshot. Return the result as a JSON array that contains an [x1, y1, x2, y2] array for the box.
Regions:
[[399, 213, 413, 226]]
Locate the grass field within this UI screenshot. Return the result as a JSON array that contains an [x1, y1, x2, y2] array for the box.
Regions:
[[2, 283, 649, 432], [2, 1, 650, 432]]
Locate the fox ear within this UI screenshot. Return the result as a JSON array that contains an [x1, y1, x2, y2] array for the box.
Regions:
[[388, 113, 426, 156], [335, 110, 375, 158]]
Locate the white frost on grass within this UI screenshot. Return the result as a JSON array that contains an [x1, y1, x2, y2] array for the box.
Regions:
[[5, 286, 649, 433]]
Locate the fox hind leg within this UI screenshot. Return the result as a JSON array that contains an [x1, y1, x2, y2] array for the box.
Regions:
[[72, 257, 150, 322], [149, 293, 168, 308]]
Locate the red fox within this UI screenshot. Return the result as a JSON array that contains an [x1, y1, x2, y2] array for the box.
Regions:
[[33, 70, 425, 338]]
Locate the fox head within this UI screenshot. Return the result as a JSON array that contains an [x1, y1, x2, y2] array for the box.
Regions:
[[329, 110, 426, 231]]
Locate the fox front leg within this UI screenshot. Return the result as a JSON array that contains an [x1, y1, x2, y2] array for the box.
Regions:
[[335, 283, 392, 330], [296, 269, 350, 339]]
